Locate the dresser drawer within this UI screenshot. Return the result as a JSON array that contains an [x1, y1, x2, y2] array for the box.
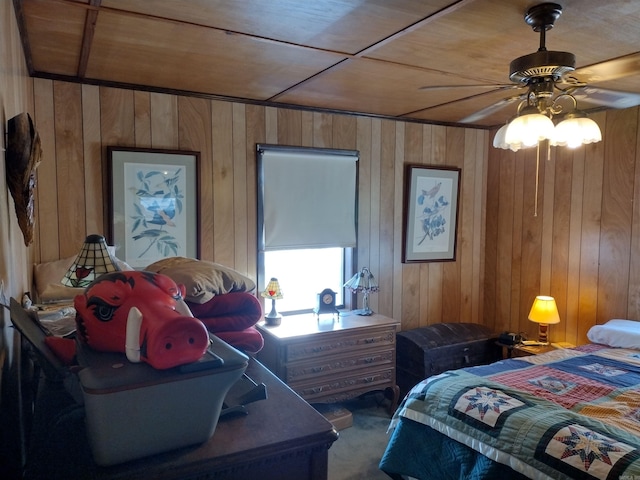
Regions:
[[284, 348, 394, 384], [284, 326, 395, 362], [291, 367, 395, 403]]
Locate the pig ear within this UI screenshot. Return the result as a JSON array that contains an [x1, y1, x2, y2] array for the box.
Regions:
[[178, 283, 186, 298]]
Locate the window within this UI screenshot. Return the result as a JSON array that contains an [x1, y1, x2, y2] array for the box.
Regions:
[[257, 145, 359, 315]]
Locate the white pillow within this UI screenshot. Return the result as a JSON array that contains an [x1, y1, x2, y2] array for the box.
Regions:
[[587, 319, 640, 348]]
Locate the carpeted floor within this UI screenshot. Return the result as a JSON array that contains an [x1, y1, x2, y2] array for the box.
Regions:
[[325, 393, 394, 480]]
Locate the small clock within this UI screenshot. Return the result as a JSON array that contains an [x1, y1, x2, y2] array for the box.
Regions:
[[314, 288, 339, 317]]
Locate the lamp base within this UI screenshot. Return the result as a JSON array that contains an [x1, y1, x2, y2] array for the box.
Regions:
[[264, 315, 281, 326], [352, 308, 373, 316]]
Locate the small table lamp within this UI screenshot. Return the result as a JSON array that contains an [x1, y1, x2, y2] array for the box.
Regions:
[[344, 267, 379, 316], [61, 234, 121, 288], [261, 278, 283, 326], [528, 295, 560, 345]]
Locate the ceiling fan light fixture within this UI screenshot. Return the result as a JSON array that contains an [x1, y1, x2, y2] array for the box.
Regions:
[[552, 114, 602, 148], [505, 112, 555, 148]]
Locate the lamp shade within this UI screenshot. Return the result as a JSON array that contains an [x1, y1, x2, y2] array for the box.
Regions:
[[528, 295, 560, 325], [505, 113, 555, 148], [551, 115, 602, 148], [261, 278, 283, 300], [61, 234, 121, 288], [344, 267, 379, 293]]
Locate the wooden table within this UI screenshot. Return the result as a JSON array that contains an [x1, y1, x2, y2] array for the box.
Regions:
[[257, 312, 400, 413], [25, 358, 338, 480]]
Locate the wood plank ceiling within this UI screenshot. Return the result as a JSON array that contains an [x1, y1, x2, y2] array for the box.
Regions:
[[14, 0, 640, 128]]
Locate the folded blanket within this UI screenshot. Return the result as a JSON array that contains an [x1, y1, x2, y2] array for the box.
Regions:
[[186, 292, 264, 353]]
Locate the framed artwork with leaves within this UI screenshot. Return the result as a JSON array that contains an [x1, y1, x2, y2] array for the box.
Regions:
[[402, 164, 460, 263], [108, 147, 200, 269]]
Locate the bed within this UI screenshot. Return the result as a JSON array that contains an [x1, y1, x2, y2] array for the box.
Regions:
[[380, 321, 640, 480]]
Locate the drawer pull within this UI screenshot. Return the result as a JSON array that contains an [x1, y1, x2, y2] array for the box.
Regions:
[[312, 366, 323, 373], [364, 338, 375, 344], [364, 376, 375, 383], [364, 357, 375, 364]]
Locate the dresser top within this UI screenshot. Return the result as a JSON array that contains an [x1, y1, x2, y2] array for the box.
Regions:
[[257, 312, 399, 340]]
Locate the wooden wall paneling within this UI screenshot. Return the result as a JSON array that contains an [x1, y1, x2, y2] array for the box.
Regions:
[[496, 148, 515, 334], [485, 148, 500, 332], [418, 124, 433, 327], [442, 127, 464, 324], [53, 81, 85, 258], [99, 87, 135, 148], [133, 91, 151, 148], [508, 137, 524, 334], [232, 103, 249, 273], [277, 108, 302, 146], [99, 87, 135, 245], [519, 147, 543, 337], [300, 110, 313, 146], [597, 108, 637, 321], [177, 96, 213, 260], [149, 93, 178, 149], [460, 129, 477, 324], [333, 114, 357, 150], [367, 119, 383, 315], [312, 112, 332, 147], [244, 104, 266, 281], [81, 84, 104, 238], [211, 100, 234, 266], [265, 106, 278, 144], [427, 125, 447, 324], [33, 78, 59, 262], [355, 116, 372, 311], [565, 146, 586, 345], [400, 122, 421, 330], [473, 130, 488, 326], [378, 119, 396, 317], [392, 122, 405, 325], [549, 147, 573, 342], [540, 147, 556, 298], [630, 108, 640, 320], [577, 112, 605, 341]]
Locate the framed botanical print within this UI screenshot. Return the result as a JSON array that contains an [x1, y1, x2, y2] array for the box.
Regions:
[[402, 164, 460, 263], [108, 147, 200, 269]]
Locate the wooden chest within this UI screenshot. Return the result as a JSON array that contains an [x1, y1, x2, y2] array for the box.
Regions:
[[396, 323, 500, 396], [257, 313, 400, 412]]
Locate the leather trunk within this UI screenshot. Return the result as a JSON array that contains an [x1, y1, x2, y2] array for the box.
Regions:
[[396, 323, 500, 396]]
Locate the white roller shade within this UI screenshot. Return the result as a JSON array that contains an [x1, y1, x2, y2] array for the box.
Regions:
[[259, 146, 358, 250]]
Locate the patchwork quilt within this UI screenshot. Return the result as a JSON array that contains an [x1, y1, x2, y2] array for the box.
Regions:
[[381, 345, 640, 480]]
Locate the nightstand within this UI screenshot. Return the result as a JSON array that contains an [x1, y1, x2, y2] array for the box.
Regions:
[[256, 312, 400, 413], [511, 343, 557, 358]]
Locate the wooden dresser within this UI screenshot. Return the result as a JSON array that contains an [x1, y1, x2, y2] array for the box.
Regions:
[[256, 312, 400, 412]]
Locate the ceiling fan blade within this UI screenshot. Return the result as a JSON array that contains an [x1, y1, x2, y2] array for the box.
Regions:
[[419, 83, 518, 91], [573, 52, 640, 84], [459, 94, 524, 124], [571, 86, 640, 110]]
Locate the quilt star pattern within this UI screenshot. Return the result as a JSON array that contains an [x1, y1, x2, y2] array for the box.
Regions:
[[387, 344, 640, 479]]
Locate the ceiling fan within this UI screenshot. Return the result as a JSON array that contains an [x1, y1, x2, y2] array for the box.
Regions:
[[420, 2, 640, 125]]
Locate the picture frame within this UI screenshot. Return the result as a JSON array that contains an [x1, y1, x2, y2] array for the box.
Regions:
[[108, 147, 200, 269], [402, 164, 461, 263]]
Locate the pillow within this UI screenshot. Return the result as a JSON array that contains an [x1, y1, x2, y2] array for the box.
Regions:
[[587, 319, 640, 348], [33, 255, 133, 303], [145, 257, 256, 304], [33, 256, 83, 303]]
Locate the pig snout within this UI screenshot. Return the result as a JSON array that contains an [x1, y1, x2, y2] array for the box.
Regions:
[[139, 314, 210, 370]]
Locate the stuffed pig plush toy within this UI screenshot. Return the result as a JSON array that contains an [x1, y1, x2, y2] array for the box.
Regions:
[[71, 270, 210, 370]]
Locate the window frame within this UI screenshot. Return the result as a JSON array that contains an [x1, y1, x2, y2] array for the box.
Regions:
[[256, 144, 359, 315]]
